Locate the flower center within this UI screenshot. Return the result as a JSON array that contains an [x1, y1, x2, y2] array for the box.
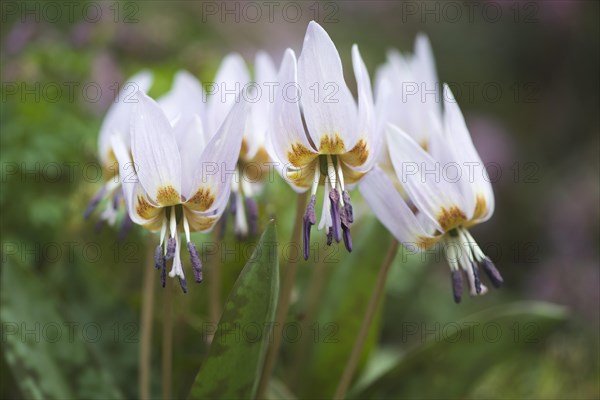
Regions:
[[302, 154, 354, 261], [444, 228, 503, 303]]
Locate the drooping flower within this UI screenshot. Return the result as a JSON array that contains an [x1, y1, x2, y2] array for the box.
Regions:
[[267, 21, 380, 260], [207, 52, 278, 238], [375, 34, 441, 151], [360, 84, 503, 303], [111, 90, 248, 291], [85, 71, 153, 233]]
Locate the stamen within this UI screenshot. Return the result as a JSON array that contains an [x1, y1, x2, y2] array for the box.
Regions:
[[336, 158, 346, 192], [230, 191, 238, 216], [341, 224, 352, 252], [326, 227, 333, 246], [481, 257, 503, 288], [451, 270, 463, 303], [471, 261, 482, 294], [246, 197, 259, 236], [159, 217, 167, 246], [326, 155, 337, 189], [329, 188, 342, 243], [311, 166, 321, 196], [303, 194, 317, 260], [234, 189, 248, 238], [118, 213, 133, 241], [112, 189, 122, 210], [154, 245, 164, 270], [161, 262, 167, 288], [182, 212, 192, 243], [165, 237, 176, 260], [188, 241, 203, 283], [342, 190, 354, 224], [178, 277, 188, 294], [218, 211, 228, 239], [169, 206, 177, 239], [84, 185, 107, 219]]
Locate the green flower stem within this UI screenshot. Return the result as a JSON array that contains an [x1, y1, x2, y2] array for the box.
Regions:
[[139, 236, 156, 400]]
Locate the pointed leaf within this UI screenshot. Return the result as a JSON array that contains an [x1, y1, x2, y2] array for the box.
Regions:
[[188, 221, 279, 399]]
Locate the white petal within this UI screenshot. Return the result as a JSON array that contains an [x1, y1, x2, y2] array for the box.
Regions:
[[131, 91, 182, 205], [386, 123, 465, 232], [98, 70, 153, 166], [175, 114, 206, 197], [359, 167, 435, 247], [246, 51, 278, 160], [110, 134, 162, 227], [158, 70, 206, 134], [185, 98, 249, 216], [298, 21, 358, 152], [207, 53, 250, 136], [442, 84, 494, 221], [351, 44, 379, 171], [413, 34, 439, 102], [267, 48, 317, 172]]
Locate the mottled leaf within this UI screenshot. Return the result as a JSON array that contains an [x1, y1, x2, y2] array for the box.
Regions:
[[188, 221, 279, 399]]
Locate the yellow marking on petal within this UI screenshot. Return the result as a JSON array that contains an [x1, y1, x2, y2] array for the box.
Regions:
[[339, 161, 365, 185], [287, 142, 318, 168], [437, 206, 467, 232], [186, 187, 215, 212], [136, 195, 158, 220], [342, 138, 369, 168], [185, 211, 218, 232], [319, 134, 346, 154], [156, 185, 181, 206], [472, 193, 487, 221], [416, 235, 439, 250], [287, 161, 318, 189]]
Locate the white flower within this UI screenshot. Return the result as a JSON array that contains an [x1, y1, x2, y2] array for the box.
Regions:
[[111, 91, 248, 291], [206, 52, 278, 238], [360, 84, 503, 303], [86, 71, 153, 230], [375, 34, 441, 150], [267, 21, 381, 259]]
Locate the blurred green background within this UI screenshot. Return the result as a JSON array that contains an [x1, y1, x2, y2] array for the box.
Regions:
[[1, 1, 598, 399]]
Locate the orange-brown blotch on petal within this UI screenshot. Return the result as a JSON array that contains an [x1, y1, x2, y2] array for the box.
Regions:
[[319, 134, 346, 154], [186, 187, 215, 212], [156, 185, 181, 206], [136, 195, 158, 220], [342, 138, 369, 167], [471, 193, 488, 222], [287, 142, 318, 168], [416, 235, 440, 250], [437, 206, 467, 231], [185, 212, 218, 232]]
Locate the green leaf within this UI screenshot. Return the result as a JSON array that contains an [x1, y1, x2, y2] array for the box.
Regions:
[[0, 262, 124, 400], [350, 301, 568, 398], [188, 221, 279, 399]]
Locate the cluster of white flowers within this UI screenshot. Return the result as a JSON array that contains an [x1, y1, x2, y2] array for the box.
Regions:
[[87, 21, 502, 302]]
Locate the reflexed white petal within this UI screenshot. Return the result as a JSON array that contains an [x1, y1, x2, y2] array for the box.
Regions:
[[351, 44, 380, 172], [247, 51, 277, 160], [386, 123, 465, 231], [158, 70, 206, 130], [175, 114, 206, 197], [359, 167, 435, 246], [98, 70, 153, 166], [268, 49, 317, 168], [298, 21, 358, 151], [413, 34, 438, 101], [442, 84, 495, 221], [110, 134, 161, 227], [185, 98, 249, 216], [131, 91, 182, 205], [207, 53, 250, 136]]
